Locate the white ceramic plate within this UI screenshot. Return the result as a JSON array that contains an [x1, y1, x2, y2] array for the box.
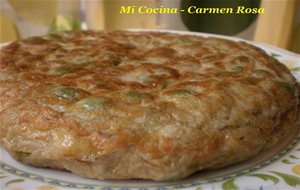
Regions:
[[1, 30, 300, 190]]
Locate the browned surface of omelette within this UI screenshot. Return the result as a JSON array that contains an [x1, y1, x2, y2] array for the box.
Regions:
[[0, 30, 299, 181]]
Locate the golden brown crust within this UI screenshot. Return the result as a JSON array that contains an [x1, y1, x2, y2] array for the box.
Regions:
[[0, 30, 299, 181]]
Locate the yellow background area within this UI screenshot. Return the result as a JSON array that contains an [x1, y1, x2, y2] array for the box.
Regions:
[[0, 13, 19, 42]]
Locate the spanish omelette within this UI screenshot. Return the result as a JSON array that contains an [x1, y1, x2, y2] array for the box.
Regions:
[[0, 31, 299, 181]]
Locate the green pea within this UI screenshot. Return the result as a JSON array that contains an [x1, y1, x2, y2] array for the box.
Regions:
[[54, 67, 73, 74], [127, 92, 145, 99], [51, 87, 79, 100], [107, 55, 122, 66], [171, 90, 192, 96], [77, 97, 107, 111], [156, 69, 168, 75], [277, 81, 296, 96], [231, 66, 244, 72], [200, 54, 216, 62], [254, 70, 272, 78], [254, 71, 267, 78], [143, 77, 157, 83], [73, 57, 93, 65]]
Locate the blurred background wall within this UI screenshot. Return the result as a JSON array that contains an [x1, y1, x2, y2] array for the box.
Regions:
[[0, 0, 299, 53], [254, 0, 299, 53]]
